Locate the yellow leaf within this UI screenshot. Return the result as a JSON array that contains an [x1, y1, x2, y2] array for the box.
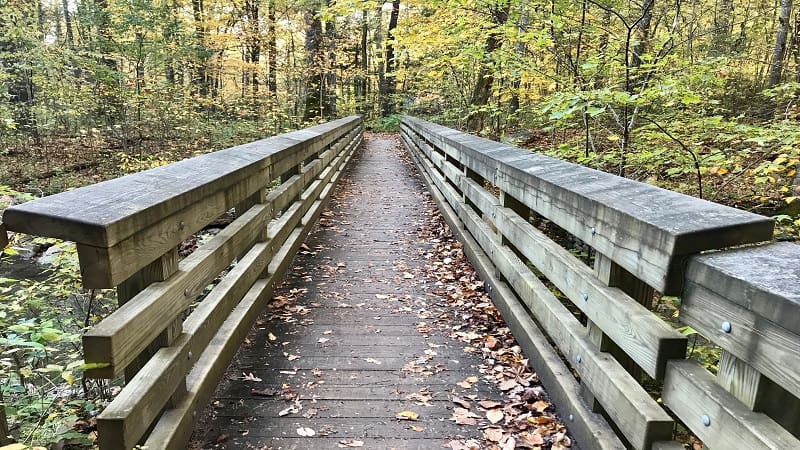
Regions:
[[397, 410, 420, 420], [788, 169, 797, 177], [62, 370, 75, 385]]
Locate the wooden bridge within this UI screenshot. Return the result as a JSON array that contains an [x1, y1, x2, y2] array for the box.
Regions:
[[2, 116, 800, 449]]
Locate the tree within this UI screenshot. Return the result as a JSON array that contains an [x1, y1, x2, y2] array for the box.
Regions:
[[768, 0, 793, 87]]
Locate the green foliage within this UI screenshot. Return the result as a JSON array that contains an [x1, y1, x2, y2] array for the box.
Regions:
[[366, 114, 402, 131]]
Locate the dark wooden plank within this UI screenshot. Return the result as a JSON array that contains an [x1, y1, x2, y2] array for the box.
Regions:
[[401, 117, 774, 294]]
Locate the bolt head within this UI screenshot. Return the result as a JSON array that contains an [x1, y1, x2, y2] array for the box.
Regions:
[[576, 355, 582, 364], [590, 227, 596, 235], [188, 351, 193, 360], [568, 414, 574, 422], [721, 321, 732, 333], [582, 293, 589, 302], [701, 415, 711, 426]]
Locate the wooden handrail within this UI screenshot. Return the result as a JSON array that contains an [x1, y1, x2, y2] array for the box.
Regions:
[[2, 117, 363, 449], [401, 115, 800, 450]]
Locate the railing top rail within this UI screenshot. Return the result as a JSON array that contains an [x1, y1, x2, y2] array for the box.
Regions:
[[2, 116, 361, 248], [687, 241, 800, 334], [402, 115, 774, 293]]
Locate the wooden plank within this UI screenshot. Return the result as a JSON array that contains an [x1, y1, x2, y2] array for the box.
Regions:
[[145, 136, 360, 449], [96, 240, 274, 449], [686, 242, 800, 336], [437, 157, 685, 380], [401, 116, 774, 295], [2, 117, 361, 248], [663, 360, 800, 449], [412, 147, 673, 448], [681, 278, 800, 400], [93, 130, 363, 448], [141, 127, 359, 450], [83, 204, 273, 378], [405, 135, 626, 450]]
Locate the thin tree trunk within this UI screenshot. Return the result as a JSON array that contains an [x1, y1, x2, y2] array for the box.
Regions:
[[382, 0, 400, 116], [61, 0, 74, 47], [768, 0, 793, 87], [303, 9, 323, 120], [267, 0, 277, 95], [466, 3, 510, 132], [324, 1, 337, 118]]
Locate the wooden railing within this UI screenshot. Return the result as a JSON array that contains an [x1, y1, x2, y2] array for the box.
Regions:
[[2, 116, 363, 449], [401, 116, 800, 449]]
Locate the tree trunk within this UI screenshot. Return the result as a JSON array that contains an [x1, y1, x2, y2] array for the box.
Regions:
[[61, 0, 74, 47], [509, 4, 528, 114], [267, 0, 277, 95], [192, 0, 210, 95], [382, 0, 400, 116], [631, 0, 654, 69], [303, 9, 323, 120], [324, 1, 337, 118], [466, 3, 510, 132], [768, 0, 793, 87]]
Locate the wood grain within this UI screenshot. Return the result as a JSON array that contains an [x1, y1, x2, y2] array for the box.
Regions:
[[401, 117, 774, 295]]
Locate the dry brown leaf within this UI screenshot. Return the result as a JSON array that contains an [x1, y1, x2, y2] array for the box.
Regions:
[[478, 400, 501, 409], [338, 439, 365, 448], [484, 427, 504, 442], [518, 431, 545, 448], [531, 400, 549, 413], [498, 379, 518, 391], [451, 396, 471, 409], [486, 408, 504, 424]]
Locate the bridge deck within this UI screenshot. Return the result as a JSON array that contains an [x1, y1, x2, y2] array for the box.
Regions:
[[190, 135, 556, 449]]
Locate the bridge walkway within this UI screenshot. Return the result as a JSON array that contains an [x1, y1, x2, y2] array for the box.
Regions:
[[190, 134, 558, 449]]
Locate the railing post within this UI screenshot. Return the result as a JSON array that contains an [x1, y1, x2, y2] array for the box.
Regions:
[[116, 248, 182, 385]]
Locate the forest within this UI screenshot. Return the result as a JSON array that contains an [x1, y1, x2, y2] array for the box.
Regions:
[[1, 0, 800, 446]]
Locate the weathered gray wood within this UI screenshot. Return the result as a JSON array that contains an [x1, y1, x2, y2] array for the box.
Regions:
[[663, 360, 800, 449], [83, 204, 273, 378], [144, 132, 357, 450], [432, 153, 686, 380], [115, 248, 180, 382], [686, 242, 800, 336], [716, 351, 769, 410], [681, 278, 800, 401], [401, 117, 774, 295], [407, 138, 625, 450], [651, 442, 686, 450], [2, 117, 360, 248]]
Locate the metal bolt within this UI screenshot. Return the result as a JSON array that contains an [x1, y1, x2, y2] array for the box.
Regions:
[[487, 284, 492, 292], [701, 415, 711, 427], [576, 355, 582, 364], [179, 221, 185, 230], [188, 351, 193, 360], [568, 414, 574, 422], [721, 321, 732, 333], [582, 293, 589, 302], [192, 411, 197, 418], [184, 288, 191, 297], [590, 227, 596, 235]]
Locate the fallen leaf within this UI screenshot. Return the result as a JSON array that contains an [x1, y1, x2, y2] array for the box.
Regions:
[[338, 440, 365, 448], [364, 358, 382, 365], [396, 410, 420, 421], [375, 294, 390, 299], [410, 425, 425, 432], [268, 333, 277, 341], [317, 337, 330, 344], [518, 431, 545, 448], [250, 388, 276, 397], [241, 372, 262, 382], [451, 396, 471, 409], [478, 400, 501, 409], [484, 427, 504, 442], [498, 379, 518, 391], [296, 427, 315, 437], [531, 400, 550, 413], [486, 408, 504, 424]]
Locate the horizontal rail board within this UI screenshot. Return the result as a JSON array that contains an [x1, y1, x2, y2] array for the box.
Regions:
[[404, 127, 687, 379], [685, 243, 800, 335], [401, 117, 773, 294], [406, 139, 626, 449], [663, 360, 800, 449], [2, 116, 360, 248], [405, 132, 674, 448], [143, 137, 356, 449]]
